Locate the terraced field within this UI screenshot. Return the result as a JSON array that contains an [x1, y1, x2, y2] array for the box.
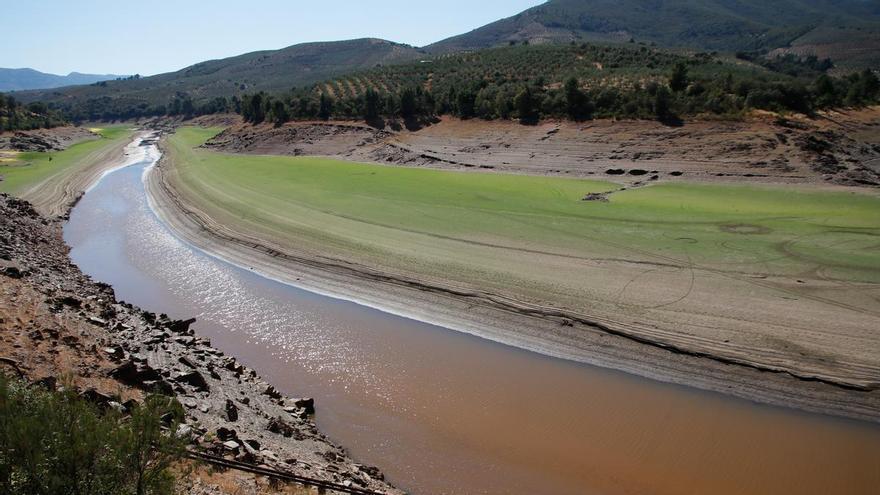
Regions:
[[160, 126, 880, 393]]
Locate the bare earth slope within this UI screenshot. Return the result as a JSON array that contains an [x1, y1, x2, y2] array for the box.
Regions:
[[205, 108, 880, 187]]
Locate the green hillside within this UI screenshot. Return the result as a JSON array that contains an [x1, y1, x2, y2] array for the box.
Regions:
[[427, 0, 880, 68], [240, 43, 879, 124], [14, 38, 422, 121]]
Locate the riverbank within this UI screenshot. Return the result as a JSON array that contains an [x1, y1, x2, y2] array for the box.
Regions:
[[0, 141, 401, 493], [147, 125, 880, 424], [0, 125, 138, 218]]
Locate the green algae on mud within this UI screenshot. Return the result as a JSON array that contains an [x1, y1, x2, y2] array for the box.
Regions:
[[168, 126, 880, 285], [0, 126, 133, 195]]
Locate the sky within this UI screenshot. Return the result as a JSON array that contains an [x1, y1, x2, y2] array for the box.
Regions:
[[3, 0, 545, 76]]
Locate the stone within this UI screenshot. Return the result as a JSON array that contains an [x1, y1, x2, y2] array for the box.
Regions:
[[291, 397, 315, 414], [216, 427, 236, 441], [176, 424, 193, 439], [178, 356, 197, 369], [225, 399, 238, 422], [262, 385, 282, 399], [87, 316, 108, 327], [168, 317, 196, 334], [174, 371, 209, 392], [222, 440, 240, 451]]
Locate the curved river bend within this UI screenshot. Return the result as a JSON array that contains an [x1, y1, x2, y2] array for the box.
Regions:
[[63, 140, 880, 495]]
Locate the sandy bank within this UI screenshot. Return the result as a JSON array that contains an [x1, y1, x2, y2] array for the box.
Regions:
[[147, 133, 880, 423]]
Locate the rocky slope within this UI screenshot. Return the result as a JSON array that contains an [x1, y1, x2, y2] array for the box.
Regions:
[[204, 108, 880, 188], [0, 193, 401, 494]]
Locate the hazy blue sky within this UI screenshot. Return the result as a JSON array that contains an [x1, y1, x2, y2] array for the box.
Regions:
[[4, 1, 544, 76]]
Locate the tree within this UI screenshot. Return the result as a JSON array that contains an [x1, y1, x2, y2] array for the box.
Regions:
[[271, 100, 289, 126], [514, 86, 538, 122], [364, 88, 381, 121], [813, 74, 837, 107], [456, 89, 476, 118], [399, 87, 418, 118], [318, 93, 333, 120], [564, 77, 592, 120], [654, 86, 671, 120], [670, 63, 689, 92]]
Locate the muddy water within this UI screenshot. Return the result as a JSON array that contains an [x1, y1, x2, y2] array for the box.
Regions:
[[63, 146, 880, 495]]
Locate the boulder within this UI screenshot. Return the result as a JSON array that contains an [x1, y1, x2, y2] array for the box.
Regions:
[[174, 371, 209, 392]]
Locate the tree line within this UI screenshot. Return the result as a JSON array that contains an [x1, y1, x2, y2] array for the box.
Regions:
[[236, 63, 880, 126], [0, 93, 67, 132]]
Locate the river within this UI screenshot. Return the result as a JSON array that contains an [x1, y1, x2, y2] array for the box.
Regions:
[[63, 139, 880, 495]]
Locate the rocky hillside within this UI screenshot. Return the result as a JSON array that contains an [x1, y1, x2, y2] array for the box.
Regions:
[[0, 193, 400, 494]]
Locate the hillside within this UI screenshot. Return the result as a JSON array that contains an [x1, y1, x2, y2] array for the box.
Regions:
[[0, 68, 124, 91], [427, 0, 880, 68], [16, 38, 423, 121], [246, 43, 879, 125]]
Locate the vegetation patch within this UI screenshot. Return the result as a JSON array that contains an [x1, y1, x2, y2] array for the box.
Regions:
[[0, 374, 187, 495], [168, 127, 880, 290]]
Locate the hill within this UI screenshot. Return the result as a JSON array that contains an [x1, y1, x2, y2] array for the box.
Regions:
[[245, 43, 878, 124], [16, 38, 423, 121], [427, 0, 880, 69], [0, 68, 123, 91]]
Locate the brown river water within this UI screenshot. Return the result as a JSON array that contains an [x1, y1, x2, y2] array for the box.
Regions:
[[63, 146, 880, 495]]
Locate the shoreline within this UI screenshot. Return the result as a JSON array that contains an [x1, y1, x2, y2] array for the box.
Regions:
[[19, 128, 148, 218], [146, 132, 880, 423], [0, 132, 403, 494]]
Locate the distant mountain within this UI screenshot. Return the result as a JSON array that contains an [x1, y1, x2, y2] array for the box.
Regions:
[[0, 68, 124, 91], [16, 38, 423, 118], [427, 0, 880, 69]]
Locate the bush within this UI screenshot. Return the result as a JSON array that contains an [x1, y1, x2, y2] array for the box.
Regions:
[[0, 375, 187, 495]]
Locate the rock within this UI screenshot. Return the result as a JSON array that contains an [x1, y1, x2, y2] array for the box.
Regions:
[[262, 385, 282, 400], [225, 399, 239, 422], [110, 361, 165, 388], [216, 427, 237, 441], [266, 417, 295, 437], [103, 347, 124, 361], [80, 388, 114, 406], [291, 397, 315, 414], [0, 266, 24, 279], [87, 316, 108, 327], [222, 440, 240, 452], [178, 356, 197, 369], [168, 317, 196, 334], [174, 371, 209, 392], [176, 424, 193, 439]]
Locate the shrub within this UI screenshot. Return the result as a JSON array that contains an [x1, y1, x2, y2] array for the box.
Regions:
[[0, 375, 187, 495]]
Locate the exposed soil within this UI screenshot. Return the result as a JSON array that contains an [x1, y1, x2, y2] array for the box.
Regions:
[[0, 126, 99, 152], [0, 192, 400, 494], [204, 108, 880, 188]]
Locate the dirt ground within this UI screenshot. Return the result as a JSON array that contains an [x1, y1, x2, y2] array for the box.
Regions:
[[204, 108, 880, 188], [0, 126, 98, 152]]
